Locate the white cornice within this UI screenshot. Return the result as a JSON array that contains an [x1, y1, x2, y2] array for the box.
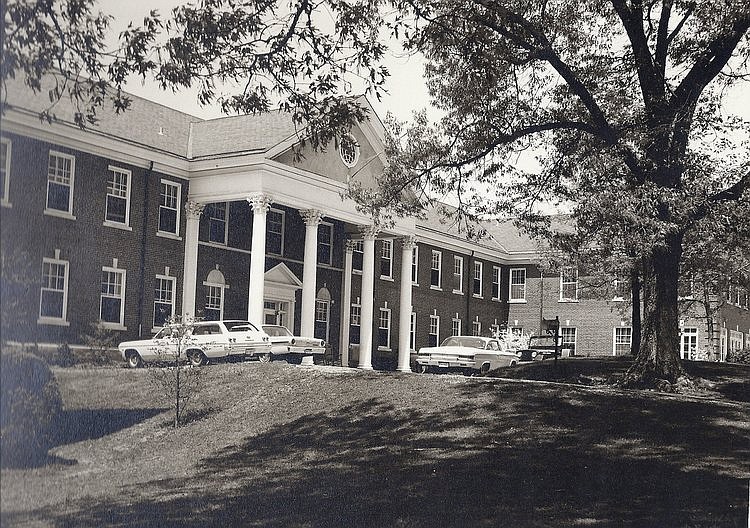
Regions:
[[2, 109, 191, 179]]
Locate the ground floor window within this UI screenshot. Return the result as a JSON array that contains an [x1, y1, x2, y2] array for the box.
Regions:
[[472, 319, 481, 336], [314, 299, 329, 341], [153, 275, 175, 328], [560, 327, 576, 355], [613, 327, 632, 356], [429, 314, 440, 347], [39, 256, 69, 321], [680, 327, 698, 360], [451, 317, 461, 336], [410, 312, 416, 350], [264, 300, 289, 327], [378, 307, 391, 349], [350, 301, 361, 344], [100, 267, 126, 327], [729, 330, 743, 352]]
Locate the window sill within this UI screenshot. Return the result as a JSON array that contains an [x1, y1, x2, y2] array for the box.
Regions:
[[378, 346, 392, 352], [353, 270, 363, 275], [430, 286, 442, 291], [380, 276, 394, 282], [1, 200, 11, 208], [473, 294, 484, 299], [44, 209, 76, 221], [491, 297, 501, 302], [452, 290, 464, 295], [508, 299, 527, 304], [100, 322, 127, 331], [103, 221, 132, 231], [157, 231, 182, 241], [611, 297, 626, 302], [412, 282, 419, 287], [37, 317, 70, 326], [558, 299, 579, 303]]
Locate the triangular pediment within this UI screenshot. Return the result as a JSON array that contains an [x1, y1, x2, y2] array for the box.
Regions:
[[265, 262, 303, 288]]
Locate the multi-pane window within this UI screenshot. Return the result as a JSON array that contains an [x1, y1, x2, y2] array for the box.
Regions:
[[39, 258, 68, 320], [490, 324, 500, 337], [410, 312, 416, 350], [492, 266, 500, 300], [318, 222, 333, 265], [411, 245, 419, 284], [380, 240, 393, 278], [46, 151, 75, 213], [429, 314, 440, 347], [352, 240, 363, 272], [158, 180, 181, 235], [680, 328, 698, 360], [451, 317, 461, 336], [473, 261, 483, 296], [267, 209, 284, 255], [100, 268, 126, 326], [510, 268, 526, 301], [378, 307, 391, 349], [205, 285, 224, 321], [350, 301, 361, 344], [472, 320, 481, 336], [560, 327, 576, 355], [614, 327, 632, 356], [314, 299, 329, 340], [153, 276, 175, 328], [105, 167, 131, 226], [560, 267, 578, 301], [613, 278, 627, 300], [431, 251, 442, 288], [206, 202, 228, 244], [453, 256, 463, 293], [0, 137, 10, 203]]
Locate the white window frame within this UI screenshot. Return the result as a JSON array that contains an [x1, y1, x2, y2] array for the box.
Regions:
[[680, 327, 698, 360], [207, 202, 229, 245], [410, 312, 416, 350], [352, 240, 364, 273], [153, 274, 176, 331], [266, 207, 285, 256], [560, 327, 576, 353], [560, 267, 578, 302], [351, 302, 361, 326], [318, 221, 333, 265], [509, 268, 526, 302], [491, 266, 500, 301], [45, 150, 76, 218], [1, 137, 11, 206], [378, 306, 391, 350], [429, 314, 440, 345], [411, 245, 419, 285], [613, 327, 632, 356], [205, 283, 225, 320], [38, 255, 70, 325], [380, 239, 393, 279], [472, 319, 481, 336], [100, 265, 127, 329], [103, 165, 132, 229], [451, 316, 461, 336], [431, 250, 442, 289], [452, 255, 463, 294], [158, 179, 182, 238], [473, 261, 483, 298], [612, 278, 626, 301]]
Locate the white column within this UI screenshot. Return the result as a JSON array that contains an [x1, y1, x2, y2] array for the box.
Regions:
[[339, 240, 355, 367], [181, 200, 205, 321], [300, 209, 323, 337], [358, 226, 378, 370], [247, 193, 271, 325], [397, 235, 417, 372]]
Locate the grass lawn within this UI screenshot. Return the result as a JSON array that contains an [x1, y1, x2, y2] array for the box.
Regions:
[[1, 359, 748, 527]]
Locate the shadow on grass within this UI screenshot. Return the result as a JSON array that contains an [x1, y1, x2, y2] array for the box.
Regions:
[[9, 380, 749, 528], [54, 408, 167, 447]]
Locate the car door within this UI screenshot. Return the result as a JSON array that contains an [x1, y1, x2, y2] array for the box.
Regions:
[[190, 323, 225, 359]]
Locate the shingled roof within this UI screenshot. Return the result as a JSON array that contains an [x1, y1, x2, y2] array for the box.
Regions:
[[189, 112, 300, 158]]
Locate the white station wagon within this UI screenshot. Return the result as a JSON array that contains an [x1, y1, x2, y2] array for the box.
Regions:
[[119, 320, 271, 368], [414, 335, 519, 374]]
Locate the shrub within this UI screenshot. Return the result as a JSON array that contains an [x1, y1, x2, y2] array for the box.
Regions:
[[0, 350, 63, 467], [726, 348, 750, 364]]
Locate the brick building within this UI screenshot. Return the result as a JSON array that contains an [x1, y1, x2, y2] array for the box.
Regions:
[[1, 78, 748, 366]]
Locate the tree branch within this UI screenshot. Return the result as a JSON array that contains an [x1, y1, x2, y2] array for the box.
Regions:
[[688, 170, 750, 223]]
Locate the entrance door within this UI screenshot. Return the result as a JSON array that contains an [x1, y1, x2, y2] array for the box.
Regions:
[[263, 300, 288, 327], [680, 328, 698, 360]]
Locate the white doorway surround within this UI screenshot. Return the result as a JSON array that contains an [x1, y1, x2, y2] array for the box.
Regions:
[[263, 263, 303, 331]]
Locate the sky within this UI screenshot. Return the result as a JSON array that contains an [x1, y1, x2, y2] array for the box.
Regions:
[[106, 1, 749, 133]]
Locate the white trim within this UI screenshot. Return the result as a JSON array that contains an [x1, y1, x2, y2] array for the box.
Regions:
[[380, 239, 393, 279], [473, 260, 483, 297], [105, 165, 132, 227], [339, 133, 360, 168], [153, 274, 177, 329], [45, 150, 76, 216], [452, 255, 464, 294], [431, 250, 442, 289], [411, 245, 419, 285], [38, 256, 69, 324], [491, 265, 501, 301], [451, 316, 461, 336], [43, 209, 77, 221], [613, 326, 633, 356], [100, 265, 127, 328], [410, 312, 416, 351], [378, 306, 392, 350], [267, 207, 286, 256], [559, 267, 579, 302], [429, 313, 440, 345], [318, 221, 334, 266], [206, 201, 229, 245], [509, 267, 526, 301], [1, 136, 11, 206], [204, 280, 227, 320], [158, 179, 182, 237]]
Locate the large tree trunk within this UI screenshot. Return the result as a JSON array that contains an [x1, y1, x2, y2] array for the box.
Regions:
[[623, 233, 686, 386]]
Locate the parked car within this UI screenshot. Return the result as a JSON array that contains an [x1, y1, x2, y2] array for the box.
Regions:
[[414, 336, 519, 375], [515, 335, 569, 361], [119, 320, 271, 368], [261, 325, 326, 360]]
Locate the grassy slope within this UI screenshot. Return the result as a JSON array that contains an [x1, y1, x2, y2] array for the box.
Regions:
[[1, 361, 748, 527]]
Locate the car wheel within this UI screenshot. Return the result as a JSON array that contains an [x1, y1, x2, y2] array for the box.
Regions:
[[415, 363, 429, 374], [479, 363, 491, 375], [510, 360, 518, 367], [257, 353, 270, 363], [188, 350, 207, 367], [126, 351, 142, 369]]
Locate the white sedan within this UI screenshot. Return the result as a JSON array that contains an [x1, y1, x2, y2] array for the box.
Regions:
[[261, 325, 326, 359], [119, 320, 271, 368], [414, 335, 518, 374]]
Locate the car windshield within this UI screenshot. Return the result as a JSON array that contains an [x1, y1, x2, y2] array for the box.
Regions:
[[225, 321, 258, 332], [262, 326, 292, 337], [440, 336, 487, 349]]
